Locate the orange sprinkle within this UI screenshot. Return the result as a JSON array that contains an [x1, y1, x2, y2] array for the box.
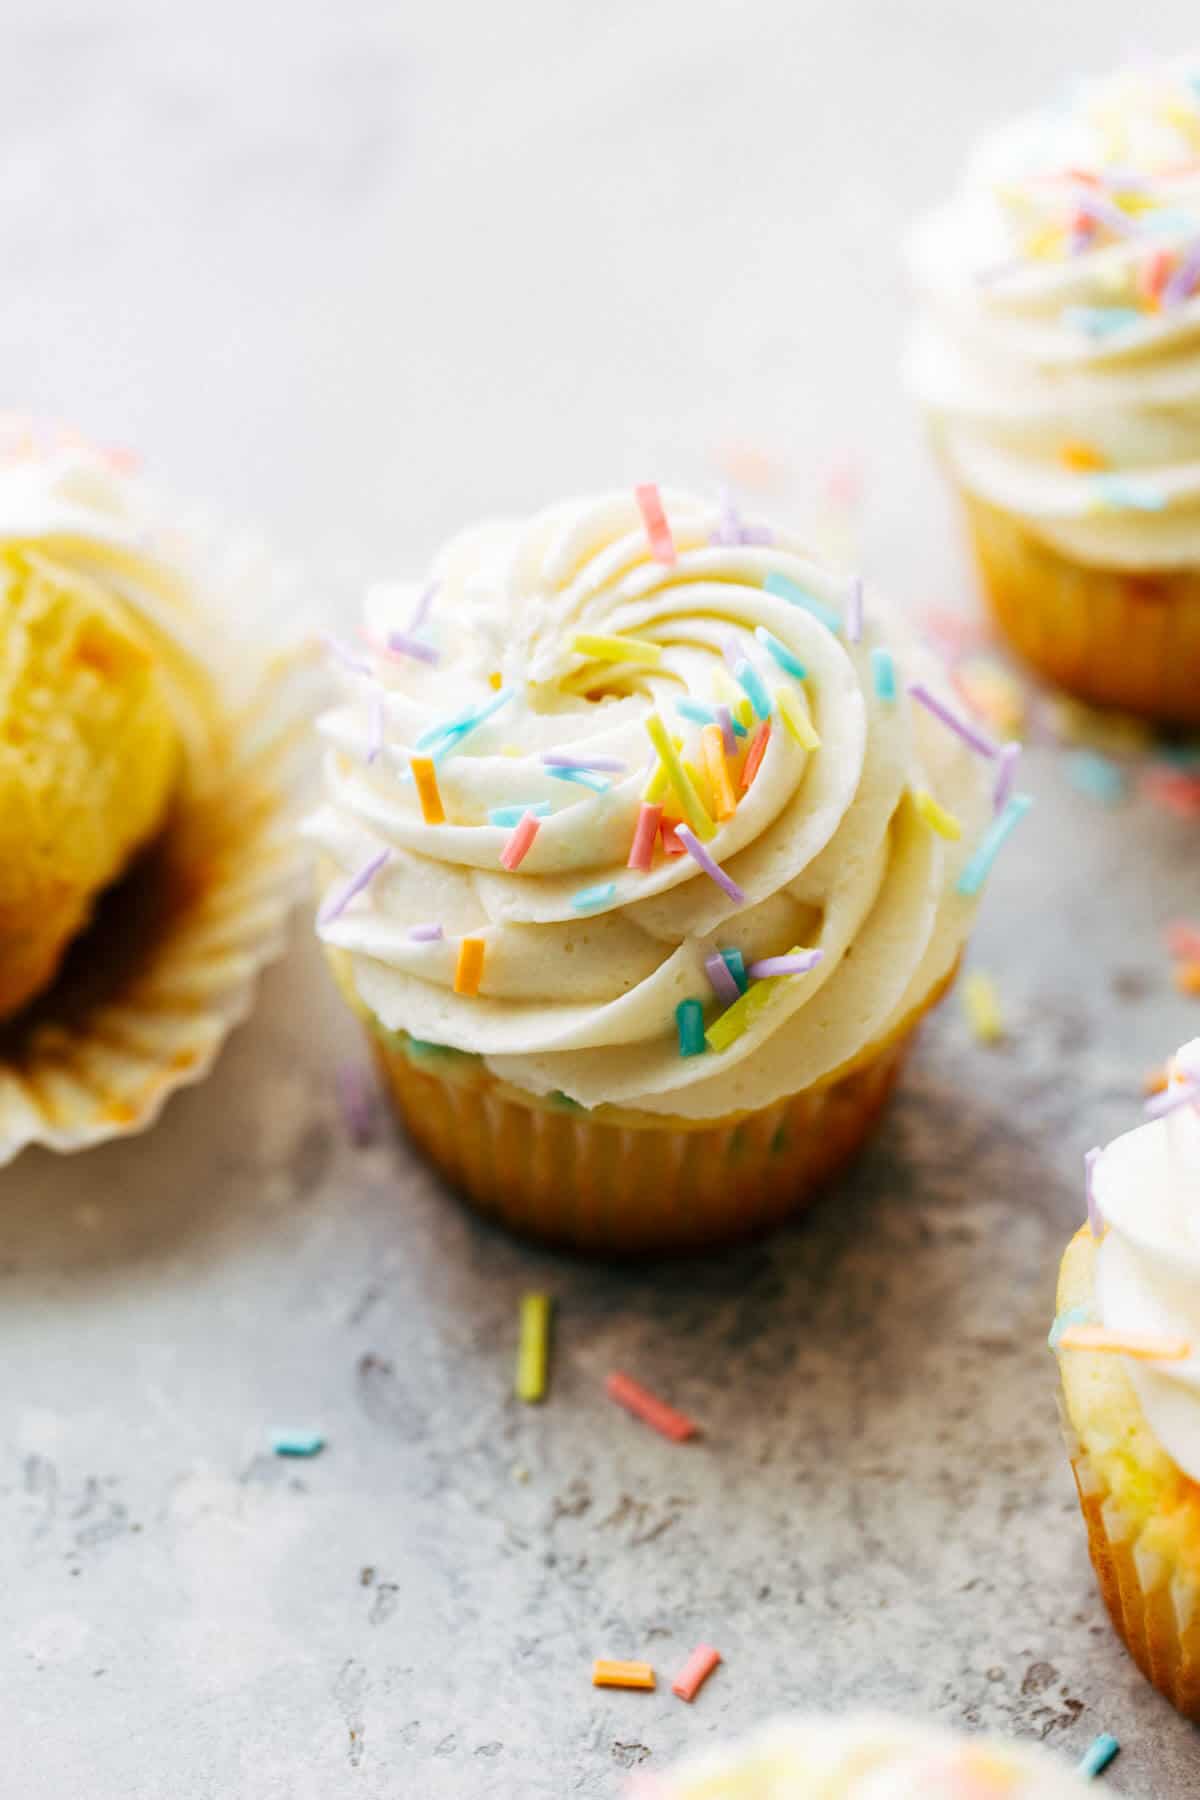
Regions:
[[701, 724, 737, 821], [410, 755, 445, 825], [1057, 1325, 1191, 1361], [592, 1659, 656, 1691], [740, 721, 771, 792], [606, 1370, 698, 1441], [454, 937, 486, 997], [1144, 1063, 1170, 1098], [1175, 961, 1200, 997], [1060, 441, 1107, 472]]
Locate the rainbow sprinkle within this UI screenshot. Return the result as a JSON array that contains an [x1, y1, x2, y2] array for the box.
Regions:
[[913, 789, 963, 839], [704, 951, 742, 1007], [734, 657, 772, 720], [764, 571, 840, 632], [323, 633, 372, 677], [634, 482, 676, 564], [775, 686, 820, 750], [740, 721, 771, 791], [1091, 473, 1168, 512], [489, 802, 552, 827], [992, 741, 1021, 814], [1056, 1324, 1191, 1361], [909, 681, 999, 760], [1076, 1734, 1120, 1781], [701, 724, 737, 820], [1063, 304, 1142, 337], [645, 713, 716, 840], [411, 756, 446, 824], [271, 1430, 325, 1458], [627, 801, 663, 871], [542, 750, 628, 773], [1048, 1305, 1093, 1353], [408, 921, 444, 942], [500, 811, 541, 871], [747, 949, 822, 978], [516, 1293, 553, 1404], [592, 1659, 656, 1692], [676, 827, 745, 905], [671, 1644, 722, 1704], [319, 849, 390, 925], [956, 794, 1033, 896], [571, 632, 663, 666], [675, 998, 707, 1057], [387, 629, 439, 665], [366, 692, 384, 763], [754, 626, 806, 679], [454, 937, 486, 996], [716, 703, 738, 754], [871, 647, 896, 701], [546, 767, 612, 794], [571, 881, 617, 912]]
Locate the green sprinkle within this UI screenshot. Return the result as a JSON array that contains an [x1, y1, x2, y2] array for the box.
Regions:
[[675, 998, 707, 1057], [571, 881, 617, 912], [1076, 1733, 1119, 1780], [755, 626, 807, 680], [550, 1090, 585, 1112], [1048, 1304, 1093, 1351], [764, 572, 841, 632], [720, 947, 747, 993], [871, 647, 896, 701], [957, 793, 1033, 897]]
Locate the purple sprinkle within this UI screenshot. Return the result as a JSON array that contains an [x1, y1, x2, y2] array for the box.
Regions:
[[367, 692, 384, 764], [1072, 190, 1140, 238], [909, 681, 1000, 761], [322, 633, 372, 677], [704, 951, 742, 1007], [409, 580, 439, 633], [1163, 238, 1200, 310], [993, 741, 1021, 813], [676, 827, 745, 905], [748, 949, 823, 980], [408, 922, 444, 942], [319, 848, 390, 925], [711, 486, 741, 546], [716, 704, 737, 756], [337, 1062, 376, 1146], [1145, 1080, 1200, 1121], [739, 523, 774, 546], [540, 750, 627, 773], [846, 576, 864, 645], [718, 629, 743, 671], [387, 630, 440, 666], [1085, 1146, 1103, 1238]]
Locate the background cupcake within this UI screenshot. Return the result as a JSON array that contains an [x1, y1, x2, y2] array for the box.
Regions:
[[908, 52, 1200, 722], [309, 486, 1019, 1254]]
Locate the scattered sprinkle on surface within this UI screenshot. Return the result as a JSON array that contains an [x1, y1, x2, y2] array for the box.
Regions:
[[671, 1644, 722, 1703], [515, 1293, 553, 1404], [592, 1658, 656, 1691], [962, 971, 1003, 1044], [605, 1371, 698, 1442], [1076, 1733, 1120, 1780], [271, 1431, 326, 1458]]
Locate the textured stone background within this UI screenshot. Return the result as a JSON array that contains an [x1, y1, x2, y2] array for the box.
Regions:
[[3, 2, 1200, 1794]]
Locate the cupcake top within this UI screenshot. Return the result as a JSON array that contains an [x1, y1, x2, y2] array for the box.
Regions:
[[1089, 1038, 1200, 1482], [628, 1714, 1093, 1797], [908, 51, 1200, 569], [310, 488, 1011, 1123]]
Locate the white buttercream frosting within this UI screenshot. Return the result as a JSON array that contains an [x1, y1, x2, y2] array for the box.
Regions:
[[908, 52, 1200, 569], [310, 490, 997, 1121]]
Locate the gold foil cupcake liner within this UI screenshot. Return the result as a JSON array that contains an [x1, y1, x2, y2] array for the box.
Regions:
[[961, 490, 1200, 724]]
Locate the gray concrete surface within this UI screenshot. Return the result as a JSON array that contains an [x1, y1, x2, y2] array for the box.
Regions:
[[3, 2, 1200, 1794]]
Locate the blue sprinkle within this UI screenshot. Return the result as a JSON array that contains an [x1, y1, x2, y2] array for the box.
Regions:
[[720, 947, 748, 994], [871, 647, 896, 702], [488, 802, 553, 827], [547, 767, 612, 793], [424, 689, 513, 761], [676, 698, 719, 727], [571, 881, 617, 912], [1063, 305, 1143, 338], [957, 793, 1033, 897], [1076, 1733, 1120, 1780], [1091, 473, 1168, 513], [755, 626, 807, 680], [735, 658, 772, 720], [764, 572, 841, 633], [271, 1430, 326, 1458], [675, 998, 707, 1058], [1066, 751, 1127, 806], [1048, 1304, 1093, 1351]]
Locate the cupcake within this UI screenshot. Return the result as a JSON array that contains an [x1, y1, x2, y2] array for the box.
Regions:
[[908, 52, 1200, 723], [1054, 1038, 1200, 1719], [0, 429, 311, 1163], [310, 487, 1017, 1254], [630, 1713, 1097, 1797]]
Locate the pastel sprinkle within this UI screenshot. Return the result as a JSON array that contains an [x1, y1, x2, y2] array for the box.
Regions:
[[1066, 750, 1127, 805], [408, 922, 444, 942], [592, 1659, 656, 1692], [409, 579, 439, 633], [956, 794, 1033, 896], [547, 766, 612, 793], [1145, 1078, 1200, 1120], [704, 951, 742, 1007], [764, 571, 840, 632], [660, 820, 685, 856], [489, 802, 552, 827], [675, 998, 707, 1058], [676, 827, 745, 905], [676, 697, 719, 727], [424, 688, 514, 760], [542, 750, 628, 773], [871, 647, 896, 701], [571, 632, 663, 666], [1076, 1733, 1120, 1780], [1063, 304, 1143, 337], [775, 686, 820, 750], [571, 881, 617, 912], [1060, 440, 1107, 472], [387, 630, 439, 665], [740, 721, 771, 791], [634, 482, 676, 564], [645, 712, 716, 841], [319, 848, 390, 925], [515, 1293, 552, 1404], [500, 810, 541, 871], [913, 789, 963, 839], [336, 1062, 376, 1145], [671, 1644, 722, 1703], [845, 576, 864, 643], [1056, 1324, 1191, 1361], [735, 657, 772, 720], [993, 741, 1021, 814], [1085, 1146, 1103, 1238], [755, 626, 807, 679], [1166, 921, 1200, 960], [747, 949, 822, 979], [705, 972, 780, 1053], [628, 802, 663, 871], [605, 1370, 698, 1442], [720, 946, 747, 993], [1163, 238, 1200, 307], [1048, 1305, 1093, 1352], [411, 755, 446, 824], [701, 724, 737, 820], [1091, 473, 1168, 512], [909, 681, 999, 760], [716, 703, 738, 754], [271, 1431, 325, 1458], [322, 633, 371, 676], [962, 970, 1003, 1044], [454, 937, 486, 996], [366, 692, 384, 763]]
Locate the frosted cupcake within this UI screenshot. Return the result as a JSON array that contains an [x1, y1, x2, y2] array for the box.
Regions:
[[629, 1713, 1098, 1797], [310, 487, 1018, 1254], [0, 429, 309, 1163], [1054, 1038, 1200, 1718], [908, 52, 1200, 722]]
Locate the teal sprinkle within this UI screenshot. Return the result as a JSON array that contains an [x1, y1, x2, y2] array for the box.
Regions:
[[1065, 751, 1127, 806], [489, 802, 553, 827], [271, 1430, 325, 1458], [407, 1037, 451, 1059], [871, 647, 896, 702], [764, 571, 841, 633], [735, 658, 772, 720], [720, 947, 747, 993], [1091, 473, 1168, 513], [1063, 305, 1142, 338], [755, 626, 807, 680], [1076, 1733, 1120, 1780], [571, 881, 617, 912], [675, 998, 707, 1058], [547, 767, 612, 794], [676, 698, 719, 726], [1048, 1304, 1093, 1351], [956, 793, 1033, 897], [425, 689, 513, 761]]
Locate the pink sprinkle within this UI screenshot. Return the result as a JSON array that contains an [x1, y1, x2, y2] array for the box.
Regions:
[[909, 681, 999, 760], [1085, 1146, 1102, 1238], [634, 483, 676, 565], [671, 1644, 722, 1703], [704, 951, 741, 1006], [500, 810, 541, 871], [627, 802, 663, 871], [367, 692, 384, 763], [846, 576, 864, 644], [337, 1062, 376, 1146], [408, 922, 444, 942], [676, 827, 745, 905], [1166, 921, 1200, 960], [993, 741, 1021, 813], [716, 704, 737, 756], [661, 821, 685, 857], [387, 630, 440, 665], [319, 849, 390, 925], [748, 949, 822, 979]]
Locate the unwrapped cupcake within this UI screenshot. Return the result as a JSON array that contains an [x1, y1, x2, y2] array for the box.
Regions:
[[310, 486, 1022, 1254], [908, 52, 1200, 722], [1054, 1038, 1200, 1719], [0, 427, 310, 1163]]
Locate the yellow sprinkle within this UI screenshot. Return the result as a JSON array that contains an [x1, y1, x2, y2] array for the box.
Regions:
[[705, 945, 803, 1053], [645, 713, 715, 841], [642, 733, 683, 803], [515, 1293, 553, 1403], [775, 686, 820, 750], [411, 755, 446, 825], [734, 696, 754, 731], [682, 756, 714, 820], [592, 1659, 656, 1691], [572, 632, 663, 666], [1024, 222, 1065, 262], [962, 970, 1004, 1045], [454, 936, 486, 997], [913, 789, 962, 840], [488, 671, 503, 690], [712, 665, 742, 707], [701, 723, 737, 820], [1060, 441, 1107, 473]]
